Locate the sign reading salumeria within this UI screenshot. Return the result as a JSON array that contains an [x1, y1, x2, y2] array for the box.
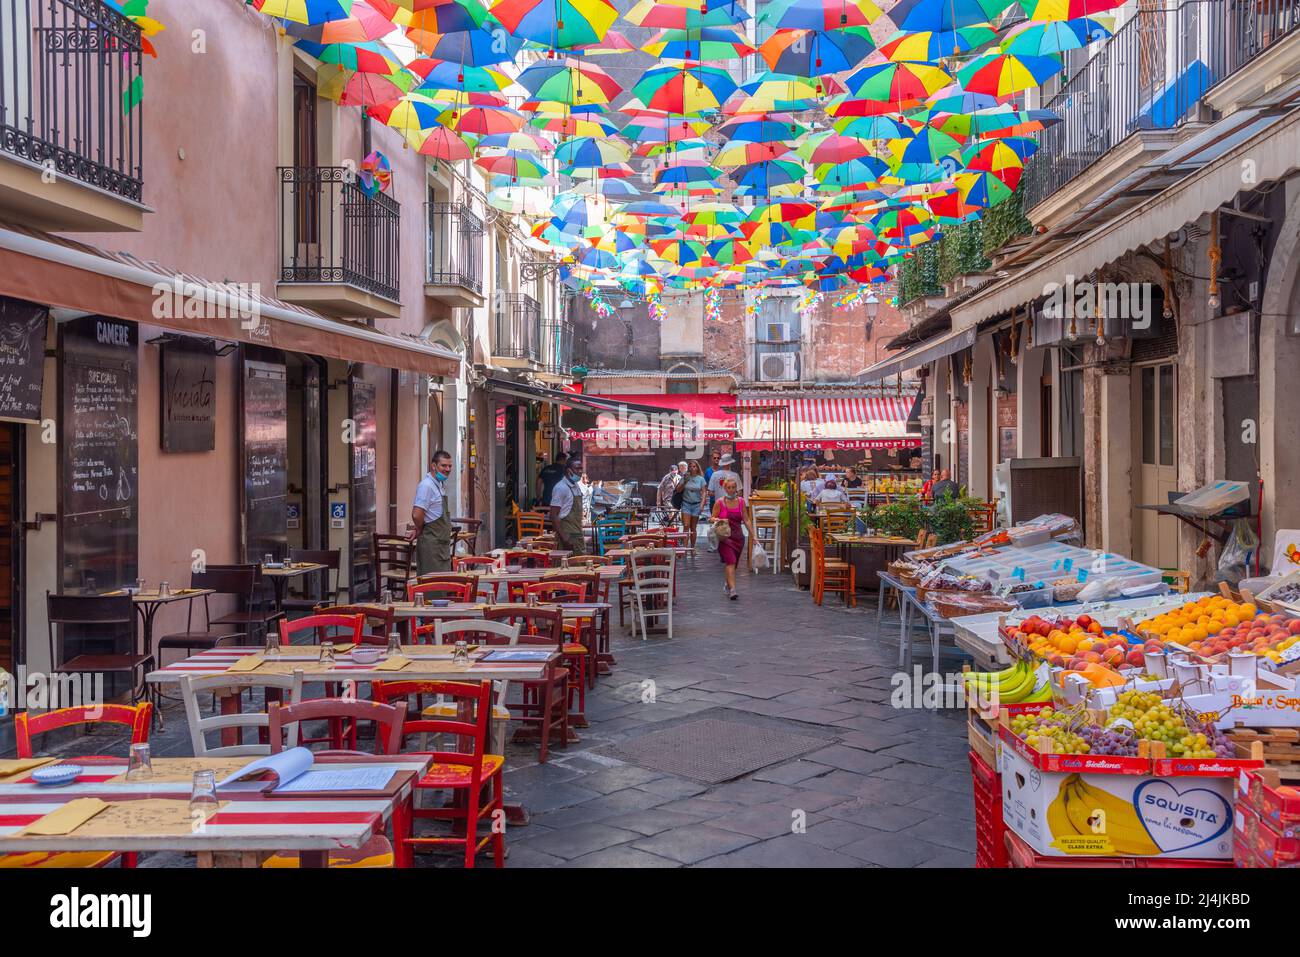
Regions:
[[160, 338, 216, 452], [0, 297, 48, 424]]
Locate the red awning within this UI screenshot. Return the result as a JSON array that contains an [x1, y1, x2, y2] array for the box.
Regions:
[[734, 395, 921, 451], [569, 393, 735, 451]]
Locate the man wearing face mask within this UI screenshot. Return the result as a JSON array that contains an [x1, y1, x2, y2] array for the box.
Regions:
[[410, 449, 454, 575], [549, 455, 588, 556]]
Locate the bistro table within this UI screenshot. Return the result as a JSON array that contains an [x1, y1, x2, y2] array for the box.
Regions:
[[0, 753, 423, 867], [832, 534, 914, 593], [259, 562, 327, 613], [103, 587, 214, 729]]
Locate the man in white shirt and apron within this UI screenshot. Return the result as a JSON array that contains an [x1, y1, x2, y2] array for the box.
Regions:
[[410, 449, 454, 575], [549, 455, 588, 557]]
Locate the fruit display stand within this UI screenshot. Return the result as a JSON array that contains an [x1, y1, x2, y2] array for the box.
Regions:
[[967, 698, 1052, 868], [997, 704, 1260, 862], [1234, 763, 1300, 867]]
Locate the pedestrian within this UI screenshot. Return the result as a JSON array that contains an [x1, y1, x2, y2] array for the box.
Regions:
[[679, 459, 708, 547], [537, 452, 567, 509], [656, 462, 681, 506], [704, 448, 721, 485], [706, 452, 740, 508], [711, 477, 756, 600], [816, 478, 851, 505], [671, 459, 689, 512], [579, 471, 594, 520], [922, 468, 939, 500], [410, 449, 454, 575], [550, 455, 588, 556], [930, 468, 960, 503]]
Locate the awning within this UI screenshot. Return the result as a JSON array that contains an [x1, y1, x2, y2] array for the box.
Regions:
[[568, 393, 735, 449], [858, 325, 976, 382], [483, 377, 670, 417], [735, 395, 921, 451], [950, 105, 1300, 331], [0, 223, 461, 377]]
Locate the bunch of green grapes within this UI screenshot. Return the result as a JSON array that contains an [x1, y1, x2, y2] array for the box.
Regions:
[[1012, 709, 1091, 753], [1109, 691, 1188, 745]]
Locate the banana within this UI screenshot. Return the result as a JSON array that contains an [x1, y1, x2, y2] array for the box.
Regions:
[[1047, 780, 1079, 838], [1064, 778, 1101, 836], [1022, 683, 1054, 703], [1070, 778, 1161, 856], [996, 669, 1034, 703]]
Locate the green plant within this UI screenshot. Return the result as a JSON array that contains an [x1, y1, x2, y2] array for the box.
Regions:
[[982, 181, 1032, 257], [926, 494, 982, 545], [937, 219, 991, 286], [872, 494, 925, 539]]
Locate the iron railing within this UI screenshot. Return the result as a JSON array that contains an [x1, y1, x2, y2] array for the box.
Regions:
[[0, 0, 144, 201], [1024, 0, 1300, 210], [542, 316, 573, 376], [494, 292, 541, 361], [278, 166, 401, 302], [425, 200, 483, 293]]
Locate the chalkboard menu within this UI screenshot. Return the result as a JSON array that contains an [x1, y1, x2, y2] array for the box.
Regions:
[[60, 317, 139, 593], [349, 376, 378, 599], [0, 297, 48, 423], [160, 338, 216, 452], [241, 355, 288, 562]]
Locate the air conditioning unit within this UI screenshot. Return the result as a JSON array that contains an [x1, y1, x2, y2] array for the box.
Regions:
[[759, 353, 798, 381], [765, 322, 790, 342]]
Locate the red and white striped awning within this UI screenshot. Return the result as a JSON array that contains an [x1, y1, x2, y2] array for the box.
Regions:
[[735, 395, 920, 451]]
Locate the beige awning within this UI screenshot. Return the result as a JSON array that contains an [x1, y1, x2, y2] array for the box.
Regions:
[[858, 324, 976, 382], [0, 223, 462, 378], [951, 107, 1300, 331]]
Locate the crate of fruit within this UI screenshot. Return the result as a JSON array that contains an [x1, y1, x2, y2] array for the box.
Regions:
[[1254, 571, 1300, 615]]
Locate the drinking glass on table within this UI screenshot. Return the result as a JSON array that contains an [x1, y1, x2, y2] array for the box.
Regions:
[[265, 627, 281, 658], [158, 581, 171, 599], [320, 641, 336, 668], [264, 553, 274, 568], [413, 591, 425, 609], [386, 629, 403, 657], [135, 578, 146, 595], [126, 743, 153, 781], [189, 770, 218, 831], [453, 640, 470, 664]]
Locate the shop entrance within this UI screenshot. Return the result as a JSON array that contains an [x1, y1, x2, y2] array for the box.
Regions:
[[1133, 361, 1179, 569]]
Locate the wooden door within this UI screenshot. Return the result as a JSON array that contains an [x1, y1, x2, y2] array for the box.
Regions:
[[1133, 363, 1178, 568], [0, 425, 14, 673]]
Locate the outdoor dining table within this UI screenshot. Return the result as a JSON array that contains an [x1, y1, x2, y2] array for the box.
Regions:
[[259, 562, 327, 612], [833, 534, 914, 592], [0, 753, 425, 867], [103, 586, 215, 728]]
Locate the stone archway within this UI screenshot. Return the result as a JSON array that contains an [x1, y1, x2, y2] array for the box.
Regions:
[[1259, 188, 1300, 557]]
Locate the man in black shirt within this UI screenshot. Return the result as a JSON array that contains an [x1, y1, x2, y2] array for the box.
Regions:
[[538, 452, 567, 509], [930, 468, 960, 503]]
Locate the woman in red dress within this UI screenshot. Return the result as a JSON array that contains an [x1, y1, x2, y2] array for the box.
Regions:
[[711, 477, 756, 600]]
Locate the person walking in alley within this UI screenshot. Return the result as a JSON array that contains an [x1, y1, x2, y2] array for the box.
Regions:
[[537, 452, 567, 509], [712, 477, 755, 600], [550, 455, 588, 556], [657, 462, 681, 507], [410, 449, 454, 574], [679, 459, 708, 547], [706, 453, 740, 509]]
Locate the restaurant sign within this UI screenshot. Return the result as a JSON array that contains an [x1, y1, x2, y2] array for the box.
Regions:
[[160, 338, 216, 452]]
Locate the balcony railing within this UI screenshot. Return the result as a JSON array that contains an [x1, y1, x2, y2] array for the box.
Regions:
[[426, 201, 483, 293], [542, 317, 573, 376], [494, 292, 541, 362], [278, 166, 401, 302], [1024, 0, 1300, 210], [0, 0, 144, 201]]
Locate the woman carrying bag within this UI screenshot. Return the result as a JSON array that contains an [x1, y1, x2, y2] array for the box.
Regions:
[[711, 477, 756, 600]]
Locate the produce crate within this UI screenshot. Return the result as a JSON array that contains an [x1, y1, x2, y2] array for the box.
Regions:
[[1228, 727, 1300, 765], [969, 749, 1008, 868], [1005, 830, 1234, 868]]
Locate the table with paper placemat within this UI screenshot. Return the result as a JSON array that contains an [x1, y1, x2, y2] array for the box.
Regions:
[[0, 753, 428, 867]]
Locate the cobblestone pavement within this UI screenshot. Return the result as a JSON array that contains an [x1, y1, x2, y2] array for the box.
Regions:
[[26, 552, 975, 868]]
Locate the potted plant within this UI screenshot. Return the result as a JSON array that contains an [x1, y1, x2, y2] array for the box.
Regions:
[[873, 494, 925, 540], [926, 493, 981, 545]]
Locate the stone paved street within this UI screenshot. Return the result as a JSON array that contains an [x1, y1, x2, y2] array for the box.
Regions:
[[29, 552, 974, 868]]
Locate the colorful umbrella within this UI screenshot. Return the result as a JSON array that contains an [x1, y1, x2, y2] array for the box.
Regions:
[[642, 26, 755, 61], [414, 125, 473, 160], [516, 59, 622, 105], [887, 0, 1017, 32], [406, 25, 522, 64], [758, 27, 876, 76], [1015, 0, 1126, 20], [554, 137, 631, 167], [254, 0, 354, 25], [624, 0, 750, 30], [757, 0, 882, 30], [846, 62, 953, 103], [957, 53, 1062, 96], [284, 0, 398, 42], [999, 17, 1112, 54], [318, 67, 413, 106], [294, 38, 404, 73], [877, 26, 997, 61], [795, 131, 873, 164], [631, 66, 738, 114], [490, 0, 618, 48], [409, 58, 510, 94]]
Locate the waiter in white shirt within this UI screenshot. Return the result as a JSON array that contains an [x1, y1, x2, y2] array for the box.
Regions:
[[549, 455, 588, 556], [410, 449, 454, 574]]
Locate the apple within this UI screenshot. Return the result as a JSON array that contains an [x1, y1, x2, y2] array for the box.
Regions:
[[1127, 649, 1146, 667]]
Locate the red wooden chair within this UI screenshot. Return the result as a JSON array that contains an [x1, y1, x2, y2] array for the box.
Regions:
[[502, 549, 550, 569], [408, 580, 475, 603], [371, 680, 504, 868], [483, 605, 570, 763], [541, 571, 605, 683], [279, 614, 364, 749], [313, 604, 395, 646], [3, 703, 152, 870], [262, 698, 405, 869], [523, 581, 594, 709], [453, 556, 498, 573]]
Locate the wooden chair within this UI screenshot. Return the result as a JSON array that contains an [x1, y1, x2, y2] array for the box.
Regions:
[[262, 697, 405, 869], [454, 556, 499, 573], [283, 549, 344, 612], [820, 506, 856, 536], [371, 680, 505, 868], [204, 564, 285, 644], [1162, 570, 1192, 594], [156, 568, 254, 659], [630, 552, 675, 641], [522, 582, 592, 714], [280, 613, 364, 749], [4, 703, 152, 870], [408, 580, 476, 603], [563, 554, 613, 568], [46, 594, 154, 721], [451, 517, 483, 555], [515, 510, 548, 541], [809, 525, 856, 607], [593, 516, 627, 555], [502, 549, 550, 570], [431, 619, 520, 754], [968, 501, 996, 535], [179, 671, 304, 757], [313, 604, 395, 646], [483, 605, 569, 763], [373, 534, 414, 598]]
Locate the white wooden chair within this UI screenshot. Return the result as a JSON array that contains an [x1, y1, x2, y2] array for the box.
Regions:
[[630, 549, 676, 640], [179, 671, 304, 757], [751, 505, 782, 574]]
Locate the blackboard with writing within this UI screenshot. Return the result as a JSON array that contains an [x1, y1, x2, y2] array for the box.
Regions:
[[0, 298, 47, 423], [160, 338, 216, 452], [241, 357, 288, 562], [349, 377, 378, 599], [60, 317, 139, 593]]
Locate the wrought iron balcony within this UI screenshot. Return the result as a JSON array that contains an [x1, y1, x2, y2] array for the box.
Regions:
[[277, 166, 401, 316], [425, 201, 484, 306], [541, 316, 574, 378], [1023, 0, 1300, 211], [493, 292, 541, 365], [0, 0, 145, 229]]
